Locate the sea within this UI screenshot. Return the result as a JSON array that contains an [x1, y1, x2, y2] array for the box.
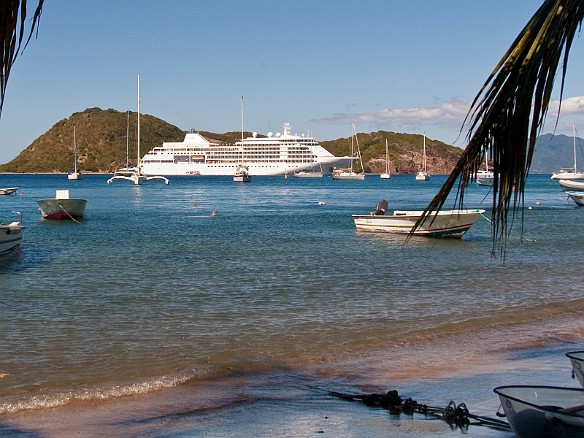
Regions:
[[0, 173, 583, 437]]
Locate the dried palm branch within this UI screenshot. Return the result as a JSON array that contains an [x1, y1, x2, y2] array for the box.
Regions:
[[0, 0, 44, 117], [413, 0, 584, 257]]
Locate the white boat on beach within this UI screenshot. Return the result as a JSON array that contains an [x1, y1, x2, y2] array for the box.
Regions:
[[567, 351, 584, 387], [551, 123, 584, 180], [352, 200, 485, 238], [559, 179, 584, 191], [0, 216, 24, 254], [37, 190, 87, 220], [494, 385, 584, 438], [0, 187, 18, 195]]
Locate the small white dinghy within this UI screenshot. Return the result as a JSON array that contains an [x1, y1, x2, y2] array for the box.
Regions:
[[494, 385, 584, 438]]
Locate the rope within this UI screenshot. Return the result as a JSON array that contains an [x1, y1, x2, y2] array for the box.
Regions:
[[329, 389, 512, 432], [58, 204, 81, 224]]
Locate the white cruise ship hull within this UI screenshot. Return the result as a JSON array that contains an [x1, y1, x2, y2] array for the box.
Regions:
[[140, 123, 352, 177]]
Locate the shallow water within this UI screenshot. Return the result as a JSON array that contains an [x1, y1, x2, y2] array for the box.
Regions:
[[0, 173, 582, 436]]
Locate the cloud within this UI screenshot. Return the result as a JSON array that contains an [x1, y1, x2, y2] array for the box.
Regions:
[[313, 100, 470, 135], [313, 95, 584, 139]]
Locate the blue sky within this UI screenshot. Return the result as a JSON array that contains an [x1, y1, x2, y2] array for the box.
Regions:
[[1, 0, 584, 163]]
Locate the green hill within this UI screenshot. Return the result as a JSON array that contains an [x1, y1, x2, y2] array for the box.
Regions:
[[0, 108, 185, 173]]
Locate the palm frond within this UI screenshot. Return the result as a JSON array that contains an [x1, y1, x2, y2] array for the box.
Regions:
[[0, 0, 44, 118], [413, 0, 584, 257]]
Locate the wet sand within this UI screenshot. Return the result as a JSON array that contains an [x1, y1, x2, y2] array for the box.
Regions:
[[1, 341, 580, 437]]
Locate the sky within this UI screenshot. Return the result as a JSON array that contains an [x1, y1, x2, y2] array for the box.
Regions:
[[2, 0, 584, 163]]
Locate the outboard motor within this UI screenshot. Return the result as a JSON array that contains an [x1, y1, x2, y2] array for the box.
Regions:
[[371, 199, 388, 215]]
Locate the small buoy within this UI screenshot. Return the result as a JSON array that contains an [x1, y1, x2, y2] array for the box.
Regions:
[[193, 202, 197, 207], [211, 211, 218, 216], [318, 201, 326, 205], [528, 206, 533, 210], [535, 201, 541, 205]]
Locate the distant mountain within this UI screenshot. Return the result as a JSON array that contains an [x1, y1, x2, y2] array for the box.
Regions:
[[531, 132, 584, 174], [1, 108, 464, 174]]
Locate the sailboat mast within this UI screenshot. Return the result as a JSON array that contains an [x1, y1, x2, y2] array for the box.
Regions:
[[126, 110, 130, 169], [73, 126, 77, 173], [573, 122, 578, 173], [137, 74, 141, 175], [240, 96, 244, 163], [423, 133, 427, 172]]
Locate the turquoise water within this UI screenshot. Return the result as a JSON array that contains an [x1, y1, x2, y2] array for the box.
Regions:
[[0, 173, 582, 435]]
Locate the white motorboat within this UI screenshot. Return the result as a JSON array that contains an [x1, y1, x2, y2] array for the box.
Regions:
[[567, 351, 584, 387], [293, 170, 323, 178], [352, 200, 484, 238], [67, 126, 81, 180], [0, 218, 24, 254], [494, 385, 584, 438], [37, 190, 87, 220], [0, 187, 18, 196], [551, 123, 584, 180], [559, 179, 584, 191], [233, 164, 251, 182], [415, 133, 430, 181], [566, 191, 584, 206]]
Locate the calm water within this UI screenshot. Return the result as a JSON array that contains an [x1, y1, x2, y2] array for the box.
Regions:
[[0, 173, 583, 435]]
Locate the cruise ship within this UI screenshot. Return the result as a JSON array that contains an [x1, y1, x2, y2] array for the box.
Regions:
[[140, 123, 352, 176]]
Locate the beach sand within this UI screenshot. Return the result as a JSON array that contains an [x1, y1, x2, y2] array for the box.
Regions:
[[1, 342, 579, 437]]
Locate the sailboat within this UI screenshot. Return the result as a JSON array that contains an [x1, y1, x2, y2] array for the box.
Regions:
[[234, 96, 251, 182], [415, 133, 430, 181], [112, 111, 137, 177], [67, 126, 81, 180], [551, 123, 584, 180], [380, 139, 391, 179], [476, 151, 494, 186], [108, 75, 168, 185], [332, 123, 365, 180]]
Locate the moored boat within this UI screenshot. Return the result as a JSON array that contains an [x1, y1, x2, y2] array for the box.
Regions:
[[566, 191, 584, 206], [352, 200, 484, 238], [494, 385, 584, 438], [551, 123, 584, 180], [141, 122, 351, 177], [567, 351, 584, 387], [0, 187, 18, 195], [37, 190, 87, 220], [559, 179, 584, 191], [0, 219, 24, 254]]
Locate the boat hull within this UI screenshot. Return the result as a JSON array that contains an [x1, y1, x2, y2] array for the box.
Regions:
[[494, 385, 584, 438], [559, 180, 584, 191], [0, 223, 24, 253], [567, 351, 584, 388], [332, 172, 365, 180], [352, 209, 485, 238], [0, 187, 18, 195], [552, 171, 584, 180], [37, 199, 87, 220], [567, 192, 584, 206]]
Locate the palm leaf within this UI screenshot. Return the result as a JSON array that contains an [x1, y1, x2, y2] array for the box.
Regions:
[[0, 0, 44, 117], [413, 0, 584, 257]]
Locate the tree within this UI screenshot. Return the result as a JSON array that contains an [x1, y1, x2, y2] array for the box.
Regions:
[[415, 0, 584, 256], [1, 0, 44, 117]]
